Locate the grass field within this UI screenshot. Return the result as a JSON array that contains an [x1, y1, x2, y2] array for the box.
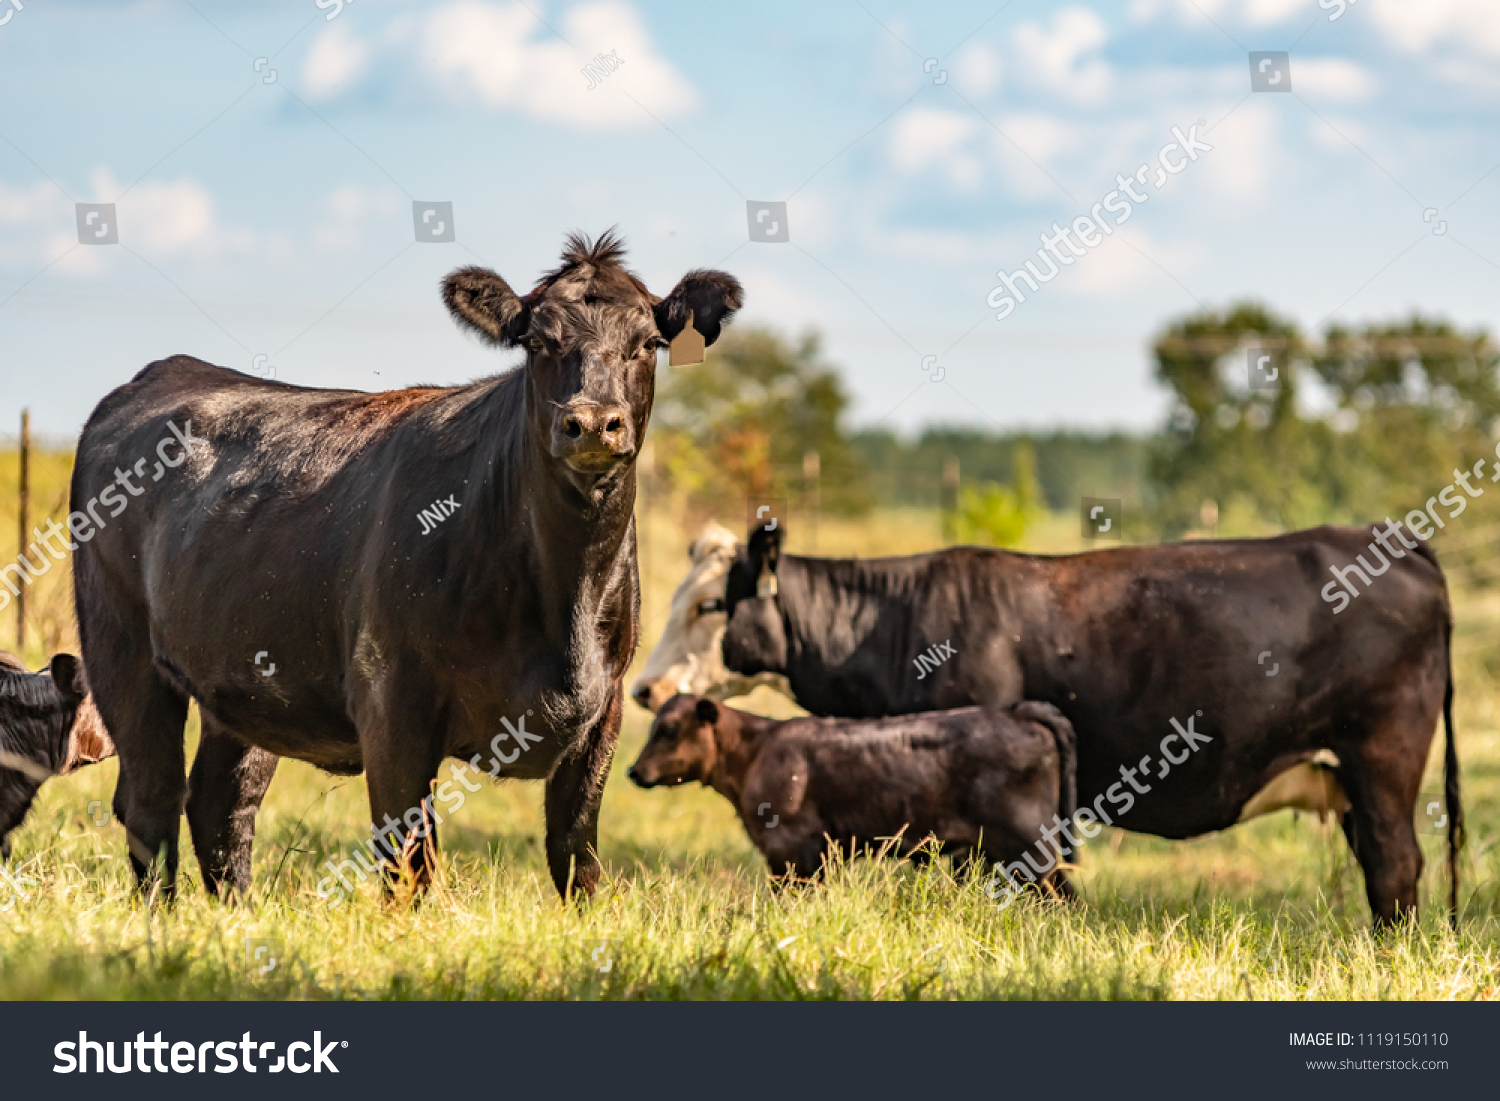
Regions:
[[1, 448, 1498, 1000]]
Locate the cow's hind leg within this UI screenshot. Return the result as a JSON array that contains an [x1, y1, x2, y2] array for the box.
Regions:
[[186, 719, 279, 900], [1337, 726, 1429, 927], [544, 689, 621, 901]]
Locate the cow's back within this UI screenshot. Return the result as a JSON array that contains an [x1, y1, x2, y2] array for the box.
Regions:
[[70, 356, 509, 764]]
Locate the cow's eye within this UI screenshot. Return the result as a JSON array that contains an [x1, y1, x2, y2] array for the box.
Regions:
[[696, 598, 725, 617]]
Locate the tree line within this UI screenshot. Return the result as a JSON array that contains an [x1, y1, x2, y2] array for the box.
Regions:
[[648, 304, 1500, 546]]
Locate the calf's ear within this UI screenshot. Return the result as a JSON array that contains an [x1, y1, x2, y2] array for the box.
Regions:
[[442, 267, 529, 347], [48, 653, 86, 701], [64, 698, 115, 773], [654, 270, 744, 346], [694, 698, 720, 725]]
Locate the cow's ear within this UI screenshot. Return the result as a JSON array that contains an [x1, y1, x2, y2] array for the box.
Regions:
[[747, 521, 783, 572], [654, 270, 744, 346], [442, 267, 529, 347], [48, 653, 86, 701], [694, 697, 720, 725]]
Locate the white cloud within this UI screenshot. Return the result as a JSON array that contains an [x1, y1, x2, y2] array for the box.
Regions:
[[1065, 226, 1205, 299], [1431, 55, 1500, 94], [997, 113, 1075, 164], [1367, 0, 1500, 91], [952, 41, 1002, 96], [889, 108, 981, 188], [94, 170, 255, 259], [0, 171, 253, 278], [1129, 0, 1306, 28], [1014, 7, 1111, 103], [0, 179, 72, 270], [95, 170, 218, 253], [785, 189, 837, 251], [422, 0, 696, 128], [0, 179, 57, 232], [1368, 0, 1500, 57], [1294, 57, 1377, 102], [302, 22, 371, 100], [1200, 100, 1277, 205], [1241, 0, 1308, 25]]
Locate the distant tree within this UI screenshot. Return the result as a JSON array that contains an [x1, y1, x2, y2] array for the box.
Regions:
[[852, 427, 1149, 513], [1149, 303, 1500, 534], [1311, 317, 1500, 514], [954, 441, 1043, 547], [651, 326, 871, 520], [1148, 302, 1321, 534]]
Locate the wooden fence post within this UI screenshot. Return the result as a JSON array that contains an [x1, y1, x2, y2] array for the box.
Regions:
[[941, 455, 959, 542], [802, 449, 820, 554]]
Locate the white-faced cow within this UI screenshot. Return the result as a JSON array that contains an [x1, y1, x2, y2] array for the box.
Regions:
[[630, 521, 789, 711], [70, 231, 742, 902], [716, 522, 1462, 927], [0, 651, 115, 859]]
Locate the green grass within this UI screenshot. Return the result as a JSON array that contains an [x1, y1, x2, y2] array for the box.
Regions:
[[1, 695, 1495, 1000], [1, 451, 1498, 999]]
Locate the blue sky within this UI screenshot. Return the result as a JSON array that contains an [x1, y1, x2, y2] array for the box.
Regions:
[[3, 0, 1499, 441]]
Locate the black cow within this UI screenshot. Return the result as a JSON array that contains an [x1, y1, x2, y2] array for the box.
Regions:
[[721, 522, 1461, 926], [71, 231, 741, 901], [1, 651, 115, 859]]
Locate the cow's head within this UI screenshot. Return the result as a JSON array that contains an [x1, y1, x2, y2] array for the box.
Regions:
[[629, 521, 792, 711], [0, 652, 90, 860], [627, 694, 722, 788], [721, 520, 789, 675], [442, 231, 742, 489]]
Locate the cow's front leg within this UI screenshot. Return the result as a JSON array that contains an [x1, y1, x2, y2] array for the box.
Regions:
[[356, 675, 444, 898], [544, 687, 621, 900]]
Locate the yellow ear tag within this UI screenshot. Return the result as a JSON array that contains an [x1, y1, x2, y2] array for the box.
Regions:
[[668, 308, 706, 367]]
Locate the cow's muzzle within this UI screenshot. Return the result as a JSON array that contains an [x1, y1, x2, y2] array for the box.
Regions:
[[626, 764, 655, 788], [553, 402, 633, 472]]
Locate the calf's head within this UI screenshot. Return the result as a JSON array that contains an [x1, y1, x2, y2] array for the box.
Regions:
[[0, 652, 90, 860], [722, 521, 789, 676], [630, 521, 791, 711], [442, 231, 742, 485], [627, 695, 722, 788]]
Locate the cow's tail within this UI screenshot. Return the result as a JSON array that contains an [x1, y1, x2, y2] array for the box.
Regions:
[[1442, 646, 1465, 929], [1415, 533, 1465, 928]]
